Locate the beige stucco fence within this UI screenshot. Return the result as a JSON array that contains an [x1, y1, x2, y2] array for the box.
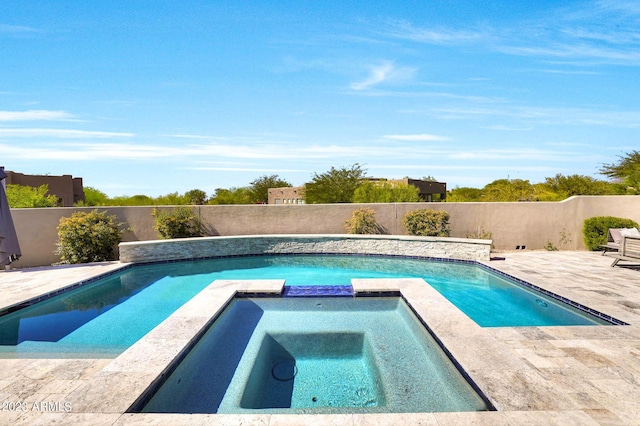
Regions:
[[8, 195, 640, 268]]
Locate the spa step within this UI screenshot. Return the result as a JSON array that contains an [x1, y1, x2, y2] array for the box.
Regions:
[[283, 285, 354, 297]]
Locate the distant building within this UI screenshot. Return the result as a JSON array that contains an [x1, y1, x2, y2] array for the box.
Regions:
[[268, 186, 304, 205], [267, 178, 446, 204], [389, 178, 447, 202], [4, 171, 84, 206]]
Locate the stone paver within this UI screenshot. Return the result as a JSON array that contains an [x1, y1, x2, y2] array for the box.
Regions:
[[0, 251, 638, 425]]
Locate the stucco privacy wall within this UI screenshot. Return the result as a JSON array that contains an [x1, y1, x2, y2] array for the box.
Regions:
[[8, 196, 640, 268], [118, 234, 492, 263]]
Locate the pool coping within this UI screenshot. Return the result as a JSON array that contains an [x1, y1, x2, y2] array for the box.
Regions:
[[1, 251, 640, 424]]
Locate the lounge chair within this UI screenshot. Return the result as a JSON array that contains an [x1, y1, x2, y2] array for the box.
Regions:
[[600, 228, 640, 255], [609, 233, 640, 267]]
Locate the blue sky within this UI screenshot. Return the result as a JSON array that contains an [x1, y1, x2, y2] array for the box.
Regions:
[[1, 1, 638, 197]]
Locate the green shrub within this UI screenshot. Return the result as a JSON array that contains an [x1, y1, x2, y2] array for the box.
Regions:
[[55, 210, 124, 264], [345, 207, 381, 234], [153, 206, 203, 239], [582, 216, 639, 250], [403, 209, 450, 237]]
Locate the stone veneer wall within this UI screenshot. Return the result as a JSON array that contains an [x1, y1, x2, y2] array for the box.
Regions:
[[118, 234, 492, 264]]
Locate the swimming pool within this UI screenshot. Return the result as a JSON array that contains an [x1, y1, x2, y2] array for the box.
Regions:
[[138, 297, 490, 414], [0, 254, 618, 357]]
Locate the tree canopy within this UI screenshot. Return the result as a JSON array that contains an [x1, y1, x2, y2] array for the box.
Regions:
[[448, 174, 625, 202], [303, 164, 367, 204], [249, 174, 291, 204], [600, 150, 640, 194], [6, 184, 58, 208], [542, 174, 618, 198], [185, 189, 208, 205], [353, 181, 421, 203], [11, 154, 638, 208], [80, 186, 110, 206], [208, 187, 253, 205]]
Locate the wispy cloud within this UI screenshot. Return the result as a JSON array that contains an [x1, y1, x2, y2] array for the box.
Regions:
[[0, 24, 40, 34], [374, 4, 640, 66], [381, 20, 486, 44], [534, 68, 601, 75], [369, 163, 555, 172], [350, 61, 415, 90], [382, 133, 450, 142], [498, 43, 640, 65], [0, 139, 394, 163], [448, 148, 600, 163], [350, 62, 394, 90], [0, 110, 75, 122], [0, 128, 134, 138], [186, 166, 306, 173], [482, 125, 533, 132], [1, 142, 169, 160], [422, 105, 640, 128]]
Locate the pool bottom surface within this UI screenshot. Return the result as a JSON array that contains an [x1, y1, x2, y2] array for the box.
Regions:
[[140, 297, 489, 414], [240, 332, 383, 409]]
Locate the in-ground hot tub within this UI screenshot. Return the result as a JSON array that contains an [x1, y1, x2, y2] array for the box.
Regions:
[[137, 296, 491, 414]]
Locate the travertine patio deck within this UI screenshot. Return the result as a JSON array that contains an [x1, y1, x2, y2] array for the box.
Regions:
[[0, 251, 638, 425]]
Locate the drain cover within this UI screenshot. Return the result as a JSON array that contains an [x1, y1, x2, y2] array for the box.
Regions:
[[272, 360, 297, 381]]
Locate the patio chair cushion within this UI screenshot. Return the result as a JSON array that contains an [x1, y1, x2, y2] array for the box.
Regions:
[[619, 228, 640, 239], [608, 228, 638, 244]]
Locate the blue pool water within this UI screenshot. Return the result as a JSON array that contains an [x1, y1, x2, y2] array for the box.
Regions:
[[139, 297, 489, 414], [0, 254, 612, 356]]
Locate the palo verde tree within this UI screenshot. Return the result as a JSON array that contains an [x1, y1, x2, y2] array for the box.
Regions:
[[78, 186, 110, 206], [600, 150, 640, 194], [208, 187, 253, 205], [482, 179, 535, 202], [353, 181, 421, 203], [303, 164, 367, 204], [542, 174, 620, 198], [249, 174, 291, 204], [6, 184, 58, 208]]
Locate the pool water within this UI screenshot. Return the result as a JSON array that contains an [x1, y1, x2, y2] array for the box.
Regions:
[[139, 297, 489, 414], [240, 332, 383, 409], [0, 255, 612, 356]]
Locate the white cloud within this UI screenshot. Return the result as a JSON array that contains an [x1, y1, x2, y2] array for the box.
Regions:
[[186, 166, 306, 173], [498, 43, 640, 65], [382, 20, 485, 44], [482, 125, 533, 131], [447, 148, 599, 163], [350, 61, 415, 91], [0, 139, 391, 163], [0, 128, 134, 138], [0, 142, 167, 160], [0, 110, 75, 122], [369, 163, 555, 172], [351, 62, 395, 90], [0, 24, 40, 34], [382, 133, 451, 142]]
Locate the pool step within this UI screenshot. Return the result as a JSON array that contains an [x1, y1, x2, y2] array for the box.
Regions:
[[283, 285, 354, 297]]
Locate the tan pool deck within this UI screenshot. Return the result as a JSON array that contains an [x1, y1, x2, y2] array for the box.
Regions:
[[0, 251, 639, 425]]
